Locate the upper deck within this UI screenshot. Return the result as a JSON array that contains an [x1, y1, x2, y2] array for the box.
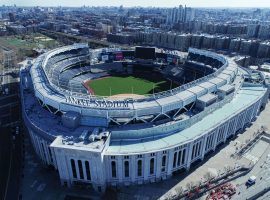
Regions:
[[28, 45, 239, 124]]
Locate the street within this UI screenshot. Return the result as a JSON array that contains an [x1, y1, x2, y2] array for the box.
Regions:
[[0, 126, 22, 200], [232, 143, 270, 200], [0, 127, 12, 200]]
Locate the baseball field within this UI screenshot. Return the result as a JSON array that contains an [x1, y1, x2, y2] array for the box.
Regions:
[[87, 75, 175, 96]]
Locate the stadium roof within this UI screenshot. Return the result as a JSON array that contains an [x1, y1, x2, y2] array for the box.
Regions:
[[197, 93, 217, 103], [106, 86, 266, 154]]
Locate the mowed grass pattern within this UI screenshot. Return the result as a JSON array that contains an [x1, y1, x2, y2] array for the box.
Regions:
[[88, 76, 167, 96]]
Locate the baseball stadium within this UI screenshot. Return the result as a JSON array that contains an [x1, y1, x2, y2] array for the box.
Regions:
[[20, 43, 270, 192]]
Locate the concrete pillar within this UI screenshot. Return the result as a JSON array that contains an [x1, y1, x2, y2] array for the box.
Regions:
[[29, 130, 39, 157], [213, 129, 219, 151], [186, 142, 194, 170], [143, 155, 149, 181], [89, 154, 107, 192], [34, 135, 43, 161], [240, 111, 247, 129], [223, 122, 230, 143], [196, 140, 200, 157], [201, 135, 208, 160], [131, 155, 136, 182], [167, 149, 174, 176], [52, 148, 72, 187], [75, 159, 80, 179], [156, 152, 162, 179], [82, 160, 87, 181], [232, 117, 238, 135], [41, 139, 50, 164], [117, 156, 123, 183]]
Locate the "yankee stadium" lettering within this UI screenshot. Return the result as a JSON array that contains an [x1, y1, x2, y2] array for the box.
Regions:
[[65, 96, 132, 108]]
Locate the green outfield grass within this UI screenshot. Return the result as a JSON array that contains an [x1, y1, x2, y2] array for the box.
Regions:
[[88, 76, 171, 96], [0, 34, 60, 59], [0, 34, 59, 50]]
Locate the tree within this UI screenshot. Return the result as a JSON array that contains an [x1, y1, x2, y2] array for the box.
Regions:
[[245, 139, 250, 145], [197, 179, 203, 186], [204, 172, 214, 182], [261, 125, 267, 133], [163, 192, 174, 200], [224, 165, 232, 174], [175, 186, 184, 197], [186, 181, 194, 191]]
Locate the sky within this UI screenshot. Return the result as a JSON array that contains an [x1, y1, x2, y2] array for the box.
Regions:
[[2, 0, 270, 8]]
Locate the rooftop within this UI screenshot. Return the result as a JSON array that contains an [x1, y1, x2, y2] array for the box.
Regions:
[[106, 86, 266, 155]]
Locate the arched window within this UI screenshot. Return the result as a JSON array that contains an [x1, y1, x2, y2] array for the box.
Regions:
[[78, 160, 84, 179], [173, 152, 177, 168], [137, 160, 142, 177], [111, 161, 117, 178], [162, 155, 166, 167], [161, 155, 166, 172], [124, 161, 129, 177], [70, 159, 77, 178], [177, 150, 182, 166], [85, 161, 91, 180], [182, 149, 186, 165], [150, 158, 155, 175]]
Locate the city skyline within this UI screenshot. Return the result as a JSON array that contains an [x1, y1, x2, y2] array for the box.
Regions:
[[3, 0, 270, 8]]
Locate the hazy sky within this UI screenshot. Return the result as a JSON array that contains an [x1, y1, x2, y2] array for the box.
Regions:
[[2, 0, 270, 8]]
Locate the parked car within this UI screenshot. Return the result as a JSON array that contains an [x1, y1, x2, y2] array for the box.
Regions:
[[246, 176, 256, 186], [15, 126, 19, 135]]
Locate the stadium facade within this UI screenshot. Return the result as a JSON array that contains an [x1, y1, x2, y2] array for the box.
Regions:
[[20, 43, 270, 192]]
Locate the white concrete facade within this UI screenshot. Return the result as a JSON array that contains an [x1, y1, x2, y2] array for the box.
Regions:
[[24, 94, 264, 192]]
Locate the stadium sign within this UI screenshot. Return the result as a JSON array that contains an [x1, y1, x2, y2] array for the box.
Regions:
[[65, 96, 133, 108]]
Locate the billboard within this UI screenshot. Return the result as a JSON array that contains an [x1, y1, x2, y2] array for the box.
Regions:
[[135, 47, 156, 60], [101, 54, 109, 62], [167, 55, 179, 65], [115, 52, 124, 61], [122, 50, 135, 59]]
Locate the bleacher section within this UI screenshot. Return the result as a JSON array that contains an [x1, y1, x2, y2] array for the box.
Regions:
[[161, 53, 220, 86], [42, 47, 90, 92], [39, 45, 230, 103], [42, 47, 129, 94], [180, 52, 223, 84], [68, 71, 109, 94]]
